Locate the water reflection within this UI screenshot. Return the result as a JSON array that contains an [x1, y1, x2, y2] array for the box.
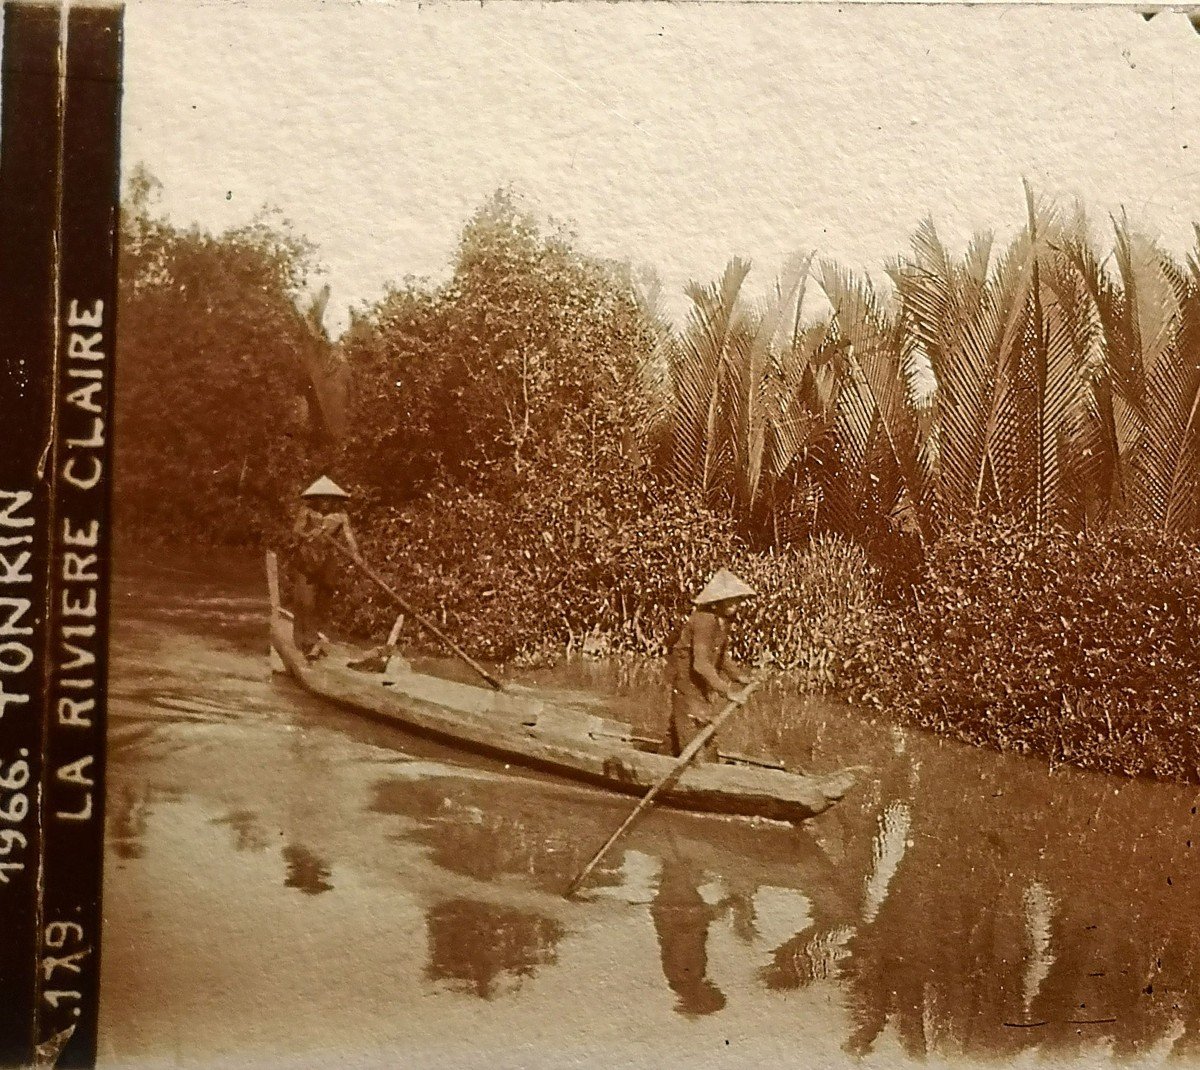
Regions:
[[1020, 880, 1055, 1018], [762, 925, 853, 991], [106, 779, 187, 861], [108, 783, 151, 860], [649, 858, 729, 1017], [105, 551, 1200, 1064], [212, 809, 271, 853], [370, 761, 853, 1019], [425, 898, 562, 999], [832, 767, 1200, 1062], [282, 844, 334, 895], [861, 801, 911, 924], [371, 775, 625, 895]]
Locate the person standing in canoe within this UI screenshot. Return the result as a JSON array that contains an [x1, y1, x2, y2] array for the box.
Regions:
[[664, 568, 758, 762], [290, 476, 363, 660]]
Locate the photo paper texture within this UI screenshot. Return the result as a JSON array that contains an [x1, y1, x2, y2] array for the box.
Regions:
[[8, 1, 1200, 1067]]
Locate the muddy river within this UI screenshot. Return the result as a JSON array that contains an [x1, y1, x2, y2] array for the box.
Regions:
[[98, 552, 1200, 1069]]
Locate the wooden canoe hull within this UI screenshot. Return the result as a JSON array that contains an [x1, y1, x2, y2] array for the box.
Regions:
[[266, 561, 854, 823]]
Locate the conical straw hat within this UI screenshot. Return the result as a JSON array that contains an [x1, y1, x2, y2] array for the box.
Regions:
[[300, 476, 349, 499], [693, 568, 756, 605]]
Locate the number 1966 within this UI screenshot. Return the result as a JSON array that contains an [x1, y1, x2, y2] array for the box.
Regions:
[[0, 756, 30, 884]]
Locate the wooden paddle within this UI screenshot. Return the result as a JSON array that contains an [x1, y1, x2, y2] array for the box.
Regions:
[[323, 536, 507, 692], [564, 680, 762, 898]]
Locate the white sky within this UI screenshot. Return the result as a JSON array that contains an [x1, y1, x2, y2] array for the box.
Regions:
[[120, 1, 1200, 332]]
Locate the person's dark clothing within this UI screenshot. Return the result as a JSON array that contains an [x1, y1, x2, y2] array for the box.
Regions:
[[292, 572, 331, 656], [664, 608, 748, 761], [289, 504, 357, 655]]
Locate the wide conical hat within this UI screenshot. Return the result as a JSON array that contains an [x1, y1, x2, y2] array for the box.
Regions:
[[693, 568, 756, 605], [300, 476, 349, 499]]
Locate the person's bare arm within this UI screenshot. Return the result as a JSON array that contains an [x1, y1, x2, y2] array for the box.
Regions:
[[325, 512, 362, 562], [340, 516, 362, 561]]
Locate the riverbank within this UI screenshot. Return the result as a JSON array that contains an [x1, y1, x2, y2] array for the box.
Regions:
[[114, 184, 1200, 792], [842, 521, 1200, 785], [118, 515, 1200, 787], [327, 515, 1199, 786]]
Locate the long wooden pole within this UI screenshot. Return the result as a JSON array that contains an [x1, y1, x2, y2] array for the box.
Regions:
[[324, 536, 507, 692], [564, 680, 761, 898]]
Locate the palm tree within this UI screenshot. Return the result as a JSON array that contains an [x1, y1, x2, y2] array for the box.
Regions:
[[660, 255, 838, 541], [1075, 222, 1200, 532], [889, 188, 1101, 535], [814, 261, 928, 543], [655, 186, 1200, 551]]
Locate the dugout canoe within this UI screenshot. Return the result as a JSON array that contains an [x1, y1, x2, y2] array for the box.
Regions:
[[266, 554, 856, 823]]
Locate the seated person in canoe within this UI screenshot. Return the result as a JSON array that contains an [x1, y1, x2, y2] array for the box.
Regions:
[[664, 568, 757, 762]]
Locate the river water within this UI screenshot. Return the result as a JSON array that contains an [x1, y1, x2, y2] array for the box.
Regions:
[[98, 552, 1200, 1069]]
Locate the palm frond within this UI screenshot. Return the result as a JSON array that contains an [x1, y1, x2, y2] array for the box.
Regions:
[[667, 259, 753, 498], [1129, 245, 1200, 530]]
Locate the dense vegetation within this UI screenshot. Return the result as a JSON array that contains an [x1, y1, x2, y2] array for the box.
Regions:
[[116, 173, 1200, 781], [117, 167, 336, 544], [846, 521, 1200, 780]]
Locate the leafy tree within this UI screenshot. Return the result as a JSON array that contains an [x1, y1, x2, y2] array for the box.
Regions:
[[116, 165, 333, 544], [340, 189, 656, 506]]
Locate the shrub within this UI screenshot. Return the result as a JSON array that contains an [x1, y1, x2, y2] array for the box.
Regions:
[[728, 535, 880, 691], [332, 465, 879, 691], [333, 477, 732, 664], [846, 519, 1200, 781]]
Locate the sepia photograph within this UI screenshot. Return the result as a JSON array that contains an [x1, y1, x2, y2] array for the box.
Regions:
[[7, 0, 1200, 1066]]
